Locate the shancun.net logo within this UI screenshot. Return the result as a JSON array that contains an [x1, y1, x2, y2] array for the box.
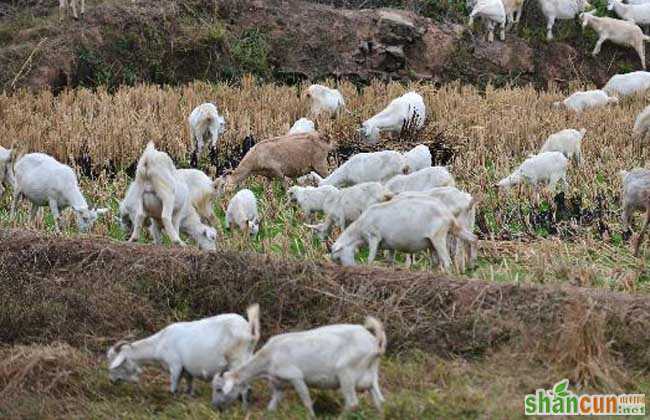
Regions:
[[524, 379, 646, 416]]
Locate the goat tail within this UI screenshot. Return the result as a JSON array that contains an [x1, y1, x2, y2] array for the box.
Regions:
[[450, 218, 477, 243], [246, 303, 261, 344], [364, 316, 386, 355]]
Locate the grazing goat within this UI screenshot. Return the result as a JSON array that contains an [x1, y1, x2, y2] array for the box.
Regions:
[[320, 150, 410, 187], [59, 0, 84, 20], [330, 197, 477, 272], [288, 118, 316, 135], [188, 103, 226, 155], [303, 84, 346, 117], [108, 304, 260, 398], [581, 12, 650, 70], [223, 132, 332, 186], [539, 0, 592, 40], [403, 144, 432, 172], [396, 187, 478, 272], [497, 151, 569, 191], [385, 166, 455, 194], [608, 0, 650, 27], [553, 89, 618, 113], [11, 153, 108, 232], [212, 317, 386, 416], [469, 0, 507, 42], [0, 146, 16, 197], [306, 182, 394, 240], [225, 189, 260, 236], [128, 143, 187, 245], [620, 168, 650, 255], [603, 71, 650, 97], [359, 92, 426, 143], [287, 185, 339, 220], [176, 168, 222, 225], [540, 128, 586, 163]]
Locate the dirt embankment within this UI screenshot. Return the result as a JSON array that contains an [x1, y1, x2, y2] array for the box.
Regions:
[[1, 229, 648, 387], [0, 0, 641, 91]]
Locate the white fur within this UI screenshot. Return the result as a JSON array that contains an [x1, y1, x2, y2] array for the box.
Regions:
[[359, 92, 426, 143], [108, 305, 260, 397], [304, 85, 345, 117], [403, 144, 432, 172], [225, 189, 260, 236], [608, 0, 650, 26], [497, 151, 569, 191], [10, 153, 108, 232], [603, 71, 650, 97], [385, 166, 455, 194], [553, 89, 618, 113], [540, 128, 586, 163], [288, 118, 316, 135], [539, 0, 592, 40], [320, 150, 410, 187], [330, 197, 477, 272], [212, 317, 386, 416], [176, 168, 221, 225], [469, 0, 507, 42], [288, 185, 339, 218], [188, 103, 226, 155]]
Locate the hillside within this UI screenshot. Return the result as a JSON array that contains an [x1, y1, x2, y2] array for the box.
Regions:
[[0, 0, 643, 91]]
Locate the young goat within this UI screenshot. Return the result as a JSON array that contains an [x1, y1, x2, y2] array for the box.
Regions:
[[303, 84, 346, 117], [468, 0, 507, 42], [108, 304, 260, 398], [287, 185, 339, 221], [539, 0, 592, 40], [320, 150, 410, 187], [620, 168, 650, 255], [225, 189, 260, 236], [539, 128, 586, 164], [497, 152, 569, 192], [553, 89, 619, 113], [212, 317, 386, 416], [11, 153, 108, 232], [403, 144, 432, 172], [384, 166, 455, 194]]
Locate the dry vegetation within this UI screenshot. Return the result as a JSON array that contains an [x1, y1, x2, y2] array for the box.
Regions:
[[1, 77, 650, 418]]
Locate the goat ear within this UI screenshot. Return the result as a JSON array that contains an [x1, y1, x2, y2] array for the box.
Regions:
[[109, 353, 126, 370]]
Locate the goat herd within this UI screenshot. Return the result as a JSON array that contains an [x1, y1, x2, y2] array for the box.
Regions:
[[1, 77, 650, 415]]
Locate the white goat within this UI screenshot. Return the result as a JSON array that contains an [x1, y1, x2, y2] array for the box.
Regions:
[[581, 12, 650, 70], [304, 84, 346, 117], [608, 0, 650, 27], [59, 0, 84, 20], [188, 103, 226, 155], [10, 153, 108, 232], [108, 304, 260, 398], [634, 105, 650, 142], [0, 146, 16, 197], [469, 0, 507, 42], [359, 92, 426, 143], [320, 150, 410, 187], [539, 0, 592, 41], [603, 71, 650, 97], [225, 189, 260, 236], [403, 144, 432, 172], [497, 151, 569, 191], [553, 89, 618, 113], [620, 168, 650, 255], [396, 187, 478, 271], [176, 168, 221, 225], [288, 118, 316, 135], [119, 178, 217, 251], [385, 166, 455, 194], [540, 128, 586, 163], [307, 182, 394, 240], [211, 317, 386, 416], [287, 185, 339, 219], [128, 143, 187, 245], [330, 197, 477, 272]]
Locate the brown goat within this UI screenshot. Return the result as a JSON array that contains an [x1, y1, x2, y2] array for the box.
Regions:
[[223, 132, 332, 186]]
